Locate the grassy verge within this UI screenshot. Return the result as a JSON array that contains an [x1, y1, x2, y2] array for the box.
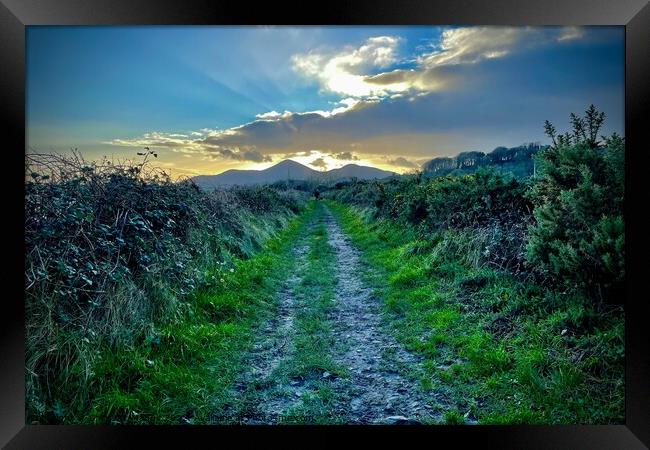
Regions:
[[79, 202, 318, 424], [326, 200, 624, 424], [280, 203, 345, 424]]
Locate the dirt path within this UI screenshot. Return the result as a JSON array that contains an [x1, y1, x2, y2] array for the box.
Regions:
[[212, 237, 311, 424], [215, 205, 448, 424], [323, 206, 446, 424]]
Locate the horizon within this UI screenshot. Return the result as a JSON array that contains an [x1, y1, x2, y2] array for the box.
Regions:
[[197, 158, 395, 176], [26, 26, 624, 178]]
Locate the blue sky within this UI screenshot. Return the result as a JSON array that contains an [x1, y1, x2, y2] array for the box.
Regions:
[[26, 26, 624, 176]]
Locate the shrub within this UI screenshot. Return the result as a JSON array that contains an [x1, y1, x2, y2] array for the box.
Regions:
[[526, 105, 625, 303], [25, 150, 307, 423], [326, 169, 533, 273]]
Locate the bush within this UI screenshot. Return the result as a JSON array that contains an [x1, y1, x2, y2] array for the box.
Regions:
[[25, 150, 307, 423], [526, 105, 625, 303], [326, 169, 533, 273], [326, 105, 625, 301]]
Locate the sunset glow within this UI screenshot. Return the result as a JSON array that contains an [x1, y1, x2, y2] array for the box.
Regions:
[[26, 26, 624, 178]]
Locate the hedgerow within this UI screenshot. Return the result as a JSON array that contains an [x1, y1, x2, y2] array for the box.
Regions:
[[25, 150, 307, 423], [323, 106, 624, 424], [326, 105, 625, 301], [327, 169, 533, 274]]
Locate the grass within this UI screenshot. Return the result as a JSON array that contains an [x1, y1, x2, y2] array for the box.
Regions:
[[31, 195, 623, 425], [325, 200, 624, 425], [279, 203, 346, 424], [75, 202, 319, 424], [25, 154, 309, 424]]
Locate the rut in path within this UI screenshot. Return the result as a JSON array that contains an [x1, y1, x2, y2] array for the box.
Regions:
[[212, 236, 311, 424], [323, 206, 447, 424]]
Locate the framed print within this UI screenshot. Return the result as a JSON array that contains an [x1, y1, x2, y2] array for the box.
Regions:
[[2, 0, 649, 448]]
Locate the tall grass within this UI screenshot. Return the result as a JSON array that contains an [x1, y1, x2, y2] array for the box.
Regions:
[[327, 201, 624, 424], [25, 151, 308, 423]]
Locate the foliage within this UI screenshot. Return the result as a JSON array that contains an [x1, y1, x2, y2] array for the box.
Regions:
[[527, 105, 625, 303], [24, 103, 625, 424], [326, 169, 533, 274], [25, 150, 307, 423], [423, 142, 546, 179], [84, 206, 315, 425], [328, 201, 624, 424], [326, 105, 625, 305], [320, 105, 625, 423]]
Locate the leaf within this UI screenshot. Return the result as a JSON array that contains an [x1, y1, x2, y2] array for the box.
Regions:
[[53, 400, 66, 419]]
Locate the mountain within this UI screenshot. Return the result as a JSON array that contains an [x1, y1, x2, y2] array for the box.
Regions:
[[192, 160, 396, 189]]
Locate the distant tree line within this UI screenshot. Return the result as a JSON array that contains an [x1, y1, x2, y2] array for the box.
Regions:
[[423, 142, 547, 179]]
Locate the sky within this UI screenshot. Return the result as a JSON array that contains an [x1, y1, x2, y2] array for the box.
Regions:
[[26, 26, 624, 177]]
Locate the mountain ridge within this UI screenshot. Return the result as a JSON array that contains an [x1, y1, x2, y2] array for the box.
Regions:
[[192, 159, 396, 188]]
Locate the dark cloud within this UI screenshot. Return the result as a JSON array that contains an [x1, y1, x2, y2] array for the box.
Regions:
[[242, 150, 273, 162], [330, 152, 358, 160], [214, 147, 272, 162], [310, 157, 328, 169], [110, 27, 623, 162]]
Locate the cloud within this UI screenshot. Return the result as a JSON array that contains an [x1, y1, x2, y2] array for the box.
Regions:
[[363, 66, 459, 93], [293, 36, 401, 77], [557, 26, 585, 42], [107, 26, 613, 169], [107, 132, 205, 153], [256, 110, 293, 120], [330, 151, 358, 160], [418, 27, 536, 67], [386, 156, 418, 168], [291, 27, 585, 102], [216, 148, 272, 162], [283, 150, 317, 158], [201, 147, 273, 163], [292, 36, 408, 98], [309, 157, 328, 169], [106, 130, 274, 163], [418, 26, 584, 68]]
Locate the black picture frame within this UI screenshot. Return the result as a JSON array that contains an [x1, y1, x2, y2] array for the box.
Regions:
[[2, 1, 648, 448]]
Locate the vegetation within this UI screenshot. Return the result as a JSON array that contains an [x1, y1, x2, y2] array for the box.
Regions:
[[422, 142, 546, 179], [329, 168, 533, 276], [24, 105, 624, 424], [324, 105, 624, 423], [528, 106, 625, 303], [327, 201, 623, 423], [327, 105, 624, 304], [25, 150, 308, 423]]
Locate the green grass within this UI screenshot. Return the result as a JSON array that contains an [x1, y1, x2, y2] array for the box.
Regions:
[[40, 196, 623, 425], [279, 203, 346, 424], [79, 202, 319, 424], [325, 200, 624, 425]]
